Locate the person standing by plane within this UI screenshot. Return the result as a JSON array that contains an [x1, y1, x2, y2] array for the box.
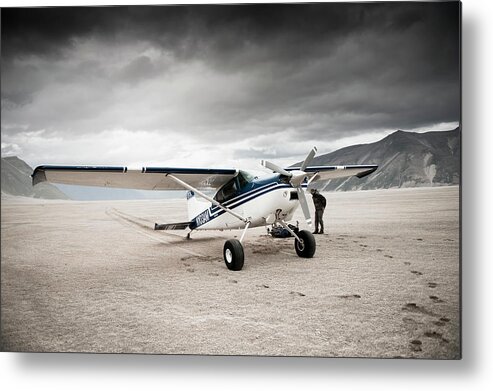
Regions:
[[310, 188, 326, 234]]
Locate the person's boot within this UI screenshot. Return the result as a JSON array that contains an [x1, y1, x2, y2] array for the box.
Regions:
[[319, 230, 324, 234], [312, 230, 319, 234]]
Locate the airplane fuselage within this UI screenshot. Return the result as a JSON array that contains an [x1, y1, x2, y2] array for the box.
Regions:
[[189, 174, 303, 231]]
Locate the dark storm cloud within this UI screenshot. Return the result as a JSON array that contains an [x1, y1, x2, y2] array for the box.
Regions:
[[2, 3, 458, 62], [1, 2, 460, 165], [117, 55, 159, 84]]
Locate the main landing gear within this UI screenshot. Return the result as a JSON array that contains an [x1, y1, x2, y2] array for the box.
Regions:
[[222, 221, 316, 271], [223, 221, 250, 271], [224, 239, 244, 271]]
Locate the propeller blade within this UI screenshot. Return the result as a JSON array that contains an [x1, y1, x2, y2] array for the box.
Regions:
[[261, 160, 292, 177], [297, 187, 312, 227], [300, 146, 317, 172]]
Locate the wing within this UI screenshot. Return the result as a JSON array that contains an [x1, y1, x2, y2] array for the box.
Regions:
[[32, 165, 238, 191], [286, 164, 378, 183]]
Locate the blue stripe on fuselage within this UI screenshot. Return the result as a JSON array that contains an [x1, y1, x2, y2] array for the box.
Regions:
[[210, 181, 278, 213], [209, 174, 281, 214]]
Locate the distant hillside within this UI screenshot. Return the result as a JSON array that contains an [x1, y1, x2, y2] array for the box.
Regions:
[[295, 128, 460, 191], [1, 156, 69, 199]]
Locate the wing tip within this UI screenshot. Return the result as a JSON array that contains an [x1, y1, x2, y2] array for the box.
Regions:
[[31, 167, 47, 186], [356, 166, 378, 178]]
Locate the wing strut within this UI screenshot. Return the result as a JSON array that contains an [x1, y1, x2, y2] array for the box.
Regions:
[[166, 174, 249, 224]]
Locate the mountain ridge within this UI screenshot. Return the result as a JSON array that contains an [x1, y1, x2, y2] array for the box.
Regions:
[[294, 128, 460, 191], [1, 156, 70, 199]]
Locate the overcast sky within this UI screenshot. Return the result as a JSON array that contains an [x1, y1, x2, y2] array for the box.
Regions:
[[1, 2, 460, 170]]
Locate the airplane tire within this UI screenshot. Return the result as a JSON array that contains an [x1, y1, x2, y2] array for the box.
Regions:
[[295, 230, 316, 258], [224, 239, 244, 271]]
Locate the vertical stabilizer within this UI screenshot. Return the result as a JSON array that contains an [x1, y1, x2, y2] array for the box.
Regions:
[[186, 191, 209, 221]]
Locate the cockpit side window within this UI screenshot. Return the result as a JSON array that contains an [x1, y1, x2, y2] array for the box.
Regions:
[[214, 178, 238, 203]]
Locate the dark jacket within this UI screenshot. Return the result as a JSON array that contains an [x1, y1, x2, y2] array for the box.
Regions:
[[312, 192, 326, 210]]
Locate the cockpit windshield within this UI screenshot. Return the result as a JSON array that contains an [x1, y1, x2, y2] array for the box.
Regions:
[[237, 170, 255, 189]]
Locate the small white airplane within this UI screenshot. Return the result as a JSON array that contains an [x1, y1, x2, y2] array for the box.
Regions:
[[32, 147, 377, 271]]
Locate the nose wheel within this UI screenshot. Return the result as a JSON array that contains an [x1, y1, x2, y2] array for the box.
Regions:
[[278, 221, 316, 258], [294, 230, 316, 258]]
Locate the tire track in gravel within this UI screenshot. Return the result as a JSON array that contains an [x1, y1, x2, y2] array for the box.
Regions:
[[106, 208, 203, 257]]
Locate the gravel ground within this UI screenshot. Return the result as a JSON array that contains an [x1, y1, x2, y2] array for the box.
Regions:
[[0, 186, 460, 358]]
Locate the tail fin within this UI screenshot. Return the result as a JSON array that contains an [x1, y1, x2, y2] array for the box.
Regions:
[[186, 190, 209, 221]]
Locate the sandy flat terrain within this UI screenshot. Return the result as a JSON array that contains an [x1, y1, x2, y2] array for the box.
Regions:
[[0, 186, 460, 358]]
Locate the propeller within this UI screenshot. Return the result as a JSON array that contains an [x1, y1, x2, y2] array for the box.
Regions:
[[301, 147, 317, 171], [260, 160, 292, 177], [296, 187, 312, 226], [261, 147, 317, 227]]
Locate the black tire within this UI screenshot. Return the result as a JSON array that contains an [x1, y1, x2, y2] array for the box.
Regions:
[[294, 230, 316, 258], [223, 239, 244, 271]]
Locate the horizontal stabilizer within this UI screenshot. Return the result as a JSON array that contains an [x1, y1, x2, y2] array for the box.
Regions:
[[154, 222, 191, 230]]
